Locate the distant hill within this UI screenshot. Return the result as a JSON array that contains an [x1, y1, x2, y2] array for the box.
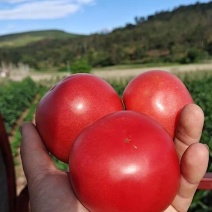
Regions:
[[0, 30, 82, 47], [0, 1, 212, 71]]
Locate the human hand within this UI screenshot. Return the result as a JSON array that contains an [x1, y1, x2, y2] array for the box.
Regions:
[[20, 103, 209, 212], [20, 122, 88, 212], [165, 103, 209, 212]]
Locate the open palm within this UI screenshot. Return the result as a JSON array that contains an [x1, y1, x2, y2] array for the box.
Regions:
[[20, 104, 209, 212]]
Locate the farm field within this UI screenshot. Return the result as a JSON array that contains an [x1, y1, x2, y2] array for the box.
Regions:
[[7, 62, 212, 82], [0, 1, 212, 210], [0, 68, 212, 211]]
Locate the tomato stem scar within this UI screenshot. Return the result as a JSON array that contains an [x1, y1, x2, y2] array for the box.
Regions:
[[124, 138, 130, 143]]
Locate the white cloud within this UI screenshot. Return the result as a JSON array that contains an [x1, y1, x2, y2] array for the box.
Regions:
[[0, 0, 33, 3], [0, 0, 95, 20]]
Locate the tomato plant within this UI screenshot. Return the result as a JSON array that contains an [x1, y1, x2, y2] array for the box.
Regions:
[[0, 77, 38, 133], [35, 73, 124, 163], [123, 70, 193, 138], [69, 111, 180, 212]]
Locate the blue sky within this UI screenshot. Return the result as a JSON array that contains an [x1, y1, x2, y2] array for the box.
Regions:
[[0, 0, 211, 36]]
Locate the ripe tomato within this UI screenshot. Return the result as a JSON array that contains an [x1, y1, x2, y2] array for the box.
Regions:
[[35, 73, 123, 163], [69, 111, 180, 212], [123, 70, 193, 138]]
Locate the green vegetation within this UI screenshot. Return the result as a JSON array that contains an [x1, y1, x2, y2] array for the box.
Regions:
[[0, 77, 38, 133], [0, 2, 212, 71], [70, 58, 92, 74]]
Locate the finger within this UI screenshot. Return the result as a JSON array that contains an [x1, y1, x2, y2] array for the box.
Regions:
[[174, 103, 204, 160], [20, 122, 57, 184], [171, 143, 209, 212]]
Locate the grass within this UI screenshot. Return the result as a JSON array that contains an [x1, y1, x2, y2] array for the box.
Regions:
[[0, 36, 45, 47]]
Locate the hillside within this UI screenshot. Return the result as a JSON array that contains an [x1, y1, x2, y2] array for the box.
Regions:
[[0, 1, 212, 71], [0, 30, 82, 47]]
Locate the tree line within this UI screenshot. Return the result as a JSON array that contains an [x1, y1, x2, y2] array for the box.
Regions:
[[0, 1, 212, 71]]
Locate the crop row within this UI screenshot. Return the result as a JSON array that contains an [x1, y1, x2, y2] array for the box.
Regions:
[[0, 77, 39, 133]]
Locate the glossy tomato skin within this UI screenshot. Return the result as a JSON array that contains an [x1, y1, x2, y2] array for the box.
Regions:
[[35, 73, 124, 163], [69, 111, 180, 212], [123, 70, 193, 138]]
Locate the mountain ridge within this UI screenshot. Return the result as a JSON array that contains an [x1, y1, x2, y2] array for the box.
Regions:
[[0, 1, 212, 70]]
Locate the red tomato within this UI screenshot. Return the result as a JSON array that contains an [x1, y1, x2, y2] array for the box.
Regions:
[[123, 70, 193, 138], [35, 73, 123, 163], [69, 111, 180, 212]]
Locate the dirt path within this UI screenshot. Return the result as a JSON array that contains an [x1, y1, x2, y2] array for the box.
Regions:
[[9, 108, 29, 195], [8, 63, 212, 82], [10, 94, 40, 195]]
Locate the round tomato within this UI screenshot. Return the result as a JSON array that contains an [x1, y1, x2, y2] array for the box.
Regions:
[[123, 70, 193, 138], [69, 111, 180, 212], [35, 73, 123, 163]]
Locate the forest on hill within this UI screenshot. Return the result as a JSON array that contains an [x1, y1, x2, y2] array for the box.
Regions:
[[0, 30, 82, 48], [0, 1, 212, 71]]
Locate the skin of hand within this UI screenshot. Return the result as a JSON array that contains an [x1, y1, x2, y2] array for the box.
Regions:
[[20, 103, 209, 212]]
